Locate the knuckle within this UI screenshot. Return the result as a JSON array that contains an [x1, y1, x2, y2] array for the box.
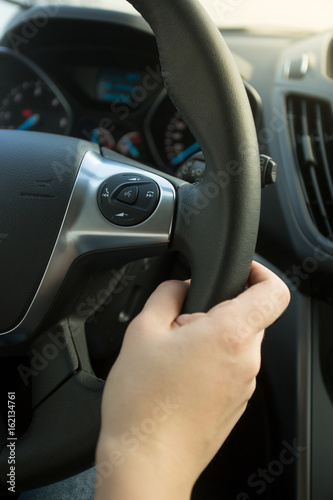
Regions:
[[224, 332, 247, 356], [247, 378, 257, 399], [280, 281, 291, 308], [271, 277, 291, 312], [247, 353, 262, 379], [237, 349, 262, 385]]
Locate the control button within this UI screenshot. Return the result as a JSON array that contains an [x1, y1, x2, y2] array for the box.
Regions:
[[136, 182, 159, 211], [114, 212, 130, 218], [125, 175, 143, 182], [177, 151, 205, 183], [260, 155, 278, 188], [101, 184, 111, 200], [111, 209, 137, 225], [117, 186, 138, 205]]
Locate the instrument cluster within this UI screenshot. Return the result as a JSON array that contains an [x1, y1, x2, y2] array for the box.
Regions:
[[0, 47, 197, 173]]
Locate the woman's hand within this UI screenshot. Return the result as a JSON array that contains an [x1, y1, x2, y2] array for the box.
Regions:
[[94, 261, 290, 500]]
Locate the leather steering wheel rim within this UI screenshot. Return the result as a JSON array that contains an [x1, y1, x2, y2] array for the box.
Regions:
[[129, 0, 261, 312]]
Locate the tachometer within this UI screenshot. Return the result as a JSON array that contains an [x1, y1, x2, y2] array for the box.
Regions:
[[164, 111, 200, 167], [146, 91, 199, 171]]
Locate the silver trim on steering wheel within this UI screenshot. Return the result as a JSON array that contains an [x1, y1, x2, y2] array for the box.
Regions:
[[0, 151, 176, 343]]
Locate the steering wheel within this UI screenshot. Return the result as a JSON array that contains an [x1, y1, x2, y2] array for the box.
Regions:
[[0, 0, 260, 492]]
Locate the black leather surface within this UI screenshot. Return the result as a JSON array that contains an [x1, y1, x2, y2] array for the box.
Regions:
[[0, 131, 97, 333], [129, 0, 261, 311]]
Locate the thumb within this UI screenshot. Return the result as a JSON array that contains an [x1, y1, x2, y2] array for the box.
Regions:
[[141, 280, 190, 328]]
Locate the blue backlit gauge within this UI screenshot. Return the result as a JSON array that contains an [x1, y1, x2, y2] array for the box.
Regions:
[[164, 111, 199, 167], [116, 131, 144, 160], [0, 79, 70, 134]]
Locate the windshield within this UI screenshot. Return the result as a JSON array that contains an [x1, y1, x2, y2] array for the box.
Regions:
[[1, 0, 333, 32], [200, 0, 333, 32]]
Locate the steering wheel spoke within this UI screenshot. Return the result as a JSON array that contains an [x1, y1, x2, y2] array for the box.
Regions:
[[0, 146, 176, 343], [72, 150, 176, 253]]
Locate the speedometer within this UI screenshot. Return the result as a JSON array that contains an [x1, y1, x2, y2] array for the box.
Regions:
[[0, 80, 69, 134], [0, 47, 72, 136]]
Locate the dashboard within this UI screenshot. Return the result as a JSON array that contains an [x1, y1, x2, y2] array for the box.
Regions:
[[0, 13, 259, 176]]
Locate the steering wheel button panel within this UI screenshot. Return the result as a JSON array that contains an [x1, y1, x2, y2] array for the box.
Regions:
[[98, 174, 160, 227]]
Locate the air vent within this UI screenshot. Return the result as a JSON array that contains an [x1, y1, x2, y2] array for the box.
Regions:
[[287, 95, 333, 240]]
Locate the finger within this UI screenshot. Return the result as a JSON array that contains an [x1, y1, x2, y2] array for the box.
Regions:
[[173, 312, 206, 328], [246, 261, 291, 313], [209, 262, 290, 333], [141, 280, 190, 327]]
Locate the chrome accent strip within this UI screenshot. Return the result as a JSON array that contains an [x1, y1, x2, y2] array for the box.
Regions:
[[0, 151, 175, 342]]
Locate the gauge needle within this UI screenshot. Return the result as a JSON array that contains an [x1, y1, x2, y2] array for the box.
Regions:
[[123, 137, 140, 158], [171, 141, 200, 167], [17, 113, 41, 131], [91, 129, 99, 143]]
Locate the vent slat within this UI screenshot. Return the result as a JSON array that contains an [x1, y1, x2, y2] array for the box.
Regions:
[[315, 104, 333, 201], [300, 100, 317, 165], [287, 95, 333, 240], [309, 166, 333, 239], [287, 97, 310, 205]]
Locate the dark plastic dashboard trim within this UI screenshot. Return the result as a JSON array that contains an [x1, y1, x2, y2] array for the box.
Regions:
[[274, 32, 333, 256], [2, 5, 153, 39]]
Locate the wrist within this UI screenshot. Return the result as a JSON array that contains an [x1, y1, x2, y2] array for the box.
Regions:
[[94, 435, 193, 500]]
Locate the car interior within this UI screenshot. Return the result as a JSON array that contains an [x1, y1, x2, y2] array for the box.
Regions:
[[0, 0, 333, 499]]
